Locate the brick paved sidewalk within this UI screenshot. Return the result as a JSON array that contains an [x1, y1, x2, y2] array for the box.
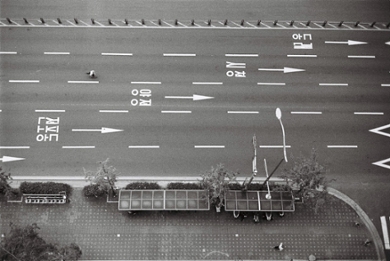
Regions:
[[0, 189, 377, 260]]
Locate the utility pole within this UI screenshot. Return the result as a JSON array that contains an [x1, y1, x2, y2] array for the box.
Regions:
[[242, 134, 257, 191]]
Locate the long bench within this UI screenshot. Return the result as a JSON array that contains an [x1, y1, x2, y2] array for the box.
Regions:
[[24, 192, 67, 204]]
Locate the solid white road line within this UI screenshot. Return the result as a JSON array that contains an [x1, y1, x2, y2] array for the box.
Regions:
[[194, 145, 225, 148], [161, 110, 192, 114], [225, 54, 258, 57], [128, 145, 160, 148], [101, 53, 133, 56], [380, 216, 390, 250], [381, 84, 390, 87], [319, 83, 348, 86], [259, 145, 291, 148], [354, 112, 384, 115], [291, 111, 322, 115], [0, 51, 17, 54], [44, 52, 70, 55], [9, 80, 39, 83], [287, 54, 317, 58], [35, 109, 66, 112], [192, 82, 223, 85], [163, 53, 196, 57], [227, 111, 259, 114], [62, 146, 95, 149], [68, 81, 99, 84], [348, 55, 375, 59], [257, 82, 286, 86], [99, 110, 129, 113], [0, 146, 30, 149], [131, 81, 161, 84], [327, 145, 358, 148]]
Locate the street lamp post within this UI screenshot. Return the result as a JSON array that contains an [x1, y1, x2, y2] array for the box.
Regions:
[[276, 108, 288, 162], [242, 134, 257, 191]]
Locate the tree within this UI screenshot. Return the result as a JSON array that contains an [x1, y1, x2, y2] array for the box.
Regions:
[[0, 167, 12, 195], [60, 243, 82, 261], [281, 148, 334, 214], [200, 164, 238, 210], [83, 158, 120, 197]]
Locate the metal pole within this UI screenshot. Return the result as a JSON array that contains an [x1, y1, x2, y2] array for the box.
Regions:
[[261, 158, 284, 186], [242, 134, 257, 191]]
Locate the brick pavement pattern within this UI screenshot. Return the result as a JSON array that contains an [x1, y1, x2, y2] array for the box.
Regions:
[[0, 189, 376, 260]]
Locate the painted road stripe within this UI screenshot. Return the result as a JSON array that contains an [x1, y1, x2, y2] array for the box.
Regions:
[[128, 145, 160, 148], [257, 82, 286, 86], [348, 55, 375, 59], [101, 53, 133, 56], [192, 82, 223, 85], [194, 145, 225, 148], [163, 53, 196, 57], [161, 110, 192, 114], [319, 83, 348, 86], [0, 146, 30, 149], [68, 81, 99, 84], [0, 51, 17, 54], [35, 109, 66, 112], [327, 145, 358, 148], [287, 54, 317, 58], [291, 111, 322, 115], [131, 81, 161, 84], [62, 146, 95, 149], [380, 216, 390, 250], [225, 54, 258, 57], [227, 111, 259, 114], [381, 84, 390, 87], [99, 110, 129, 113], [259, 145, 291, 148], [44, 52, 70, 55], [354, 112, 384, 115], [9, 80, 39, 83]]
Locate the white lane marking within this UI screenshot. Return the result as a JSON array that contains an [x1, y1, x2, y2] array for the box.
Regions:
[[327, 145, 358, 148], [9, 80, 39, 83], [68, 81, 99, 84], [194, 145, 225, 149], [163, 53, 196, 57], [35, 109, 66, 112], [101, 52, 133, 56], [0, 51, 17, 54], [348, 55, 375, 59], [380, 216, 390, 249], [0, 146, 30, 149], [381, 84, 390, 87], [227, 111, 259, 114], [128, 145, 160, 148], [354, 112, 384, 115], [62, 146, 95, 149], [373, 158, 390, 170], [131, 81, 161, 84], [291, 111, 322, 115], [161, 110, 192, 114], [287, 54, 317, 58], [44, 52, 70, 55], [257, 82, 286, 86], [259, 145, 291, 148], [319, 83, 348, 86], [0, 110, 2, 112], [99, 110, 129, 113], [225, 54, 258, 57], [192, 82, 223, 85], [369, 124, 390, 138]]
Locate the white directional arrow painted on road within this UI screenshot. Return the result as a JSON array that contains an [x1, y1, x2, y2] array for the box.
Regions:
[[324, 40, 368, 45], [164, 94, 214, 101], [369, 123, 390, 138], [258, 67, 305, 73], [0, 156, 25, 162], [72, 127, 123, 133], [372, 158, 390, 170]]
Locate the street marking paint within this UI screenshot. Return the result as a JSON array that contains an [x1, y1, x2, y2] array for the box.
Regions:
[[291, 111, 322, 115], [373, 158, 390, 170], [101, 52, 133, 56], [128, 145, 160, 148], [257, 82, 286, 86], [0, 51, 17, 54], [161, 110, 192, 113], [319, 83, 348, 86], [381, 84, 390, 87], [225, 54, 258, 57], [62, 146, 95, 149], [35, 109, 66, 112], [227, 111, 259, 114], [259, 145, 291, 148], [99, 110, 129, 113], [66, 79, 98, 84], [354, 112, 384, 115], [194, 145, 225, 149], [287, 54, 317, 58], [9, 80, 39, 83], [380, 216, 390, 249], [348, 55, 375, 59], [192, 82, 223, 85], [327, 145, 358, 148], [369, 124, 390, 138], [44, 52, 70, 55], [0, 146, 30, 149], [131, 81, 161, 84], [163, 53, 196, 57]]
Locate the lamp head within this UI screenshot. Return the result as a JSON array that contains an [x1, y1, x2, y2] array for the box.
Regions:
[[276, 108, 282, 119]]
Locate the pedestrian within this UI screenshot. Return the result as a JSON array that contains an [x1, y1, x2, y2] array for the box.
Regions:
[[364, 239, 371, 247], [354, 221, 360, 228], [274, 243, 284, 251]]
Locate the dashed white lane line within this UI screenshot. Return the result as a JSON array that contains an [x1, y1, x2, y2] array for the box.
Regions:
[[225, 54, 258, 57], [259, 145, 291, 148], [0, 146, 30, 149], [128, 145, 160, 148], [381, 84, 390, 87], [0, 51, 17, 54], [35, 109, 66, 112], [227, 111, 259, 114], [68, 81, 99, 84], [163, 53, 196, 57], [9, 80, 40, 83], [192, 82, 223, 85], [161, 110, 192, 114], [380, 216, 390, 250], [131, 81, 161, 85], [319, 83, 348, 86], [327, 145, 358, 148], [101, 52, 133, 56], [348, 55, 375, 59], [99, 110, 129, 113], [354, 112, 384, 115], [194, 145, 225, 149], [287, 54, 317, 58], [291, 111, 322, 115], [62, 146, 95, 149], [44, 52, 70, 55], [257, 82, 286, 86]]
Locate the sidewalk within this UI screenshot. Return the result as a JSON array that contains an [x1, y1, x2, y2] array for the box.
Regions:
[[0, 185, 383, 261]]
